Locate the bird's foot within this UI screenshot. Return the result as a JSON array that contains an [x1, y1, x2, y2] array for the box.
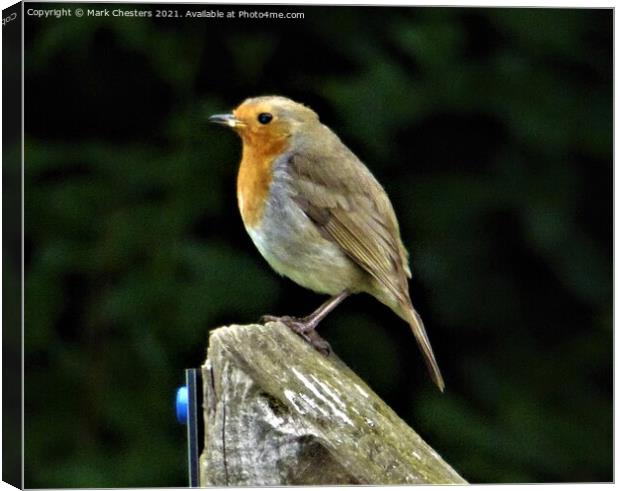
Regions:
[[260, 314, 331, 355], [260, 314, 316, 333]]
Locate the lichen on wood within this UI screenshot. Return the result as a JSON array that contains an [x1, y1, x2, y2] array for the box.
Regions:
[[200, 321, 466, 486]]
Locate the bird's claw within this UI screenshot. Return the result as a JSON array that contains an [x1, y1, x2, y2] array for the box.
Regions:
[[260, 314, 313, 332], [304, 330, 332, 356], [260, 314, 290, 325], [260, 314, 331, 356]]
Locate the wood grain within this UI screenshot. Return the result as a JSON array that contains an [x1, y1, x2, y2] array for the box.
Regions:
[[200, 322, 466, 486]]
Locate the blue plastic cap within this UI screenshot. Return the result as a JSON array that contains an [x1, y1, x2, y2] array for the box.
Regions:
[[176, 386, 189, 424]]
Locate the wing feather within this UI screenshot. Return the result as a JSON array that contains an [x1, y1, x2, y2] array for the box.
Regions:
[[285, 143, 411, 303]]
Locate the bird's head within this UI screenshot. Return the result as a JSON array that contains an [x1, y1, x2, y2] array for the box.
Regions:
[[209, 95, 319, 147]]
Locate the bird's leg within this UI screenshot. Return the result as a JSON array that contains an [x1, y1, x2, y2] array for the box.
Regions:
[[261, 290, 350, 355], [262, 290, 350, 331]]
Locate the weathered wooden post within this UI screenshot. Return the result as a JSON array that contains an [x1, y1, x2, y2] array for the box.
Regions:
[[199, 322, 466, 485]]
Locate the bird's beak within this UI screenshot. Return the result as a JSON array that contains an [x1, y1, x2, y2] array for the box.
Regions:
[[208, 113, 242, 128]]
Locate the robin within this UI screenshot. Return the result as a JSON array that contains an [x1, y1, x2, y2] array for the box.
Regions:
[[209, 96, 445, 391]]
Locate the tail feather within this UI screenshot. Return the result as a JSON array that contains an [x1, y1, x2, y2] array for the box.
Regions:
[[405, 306, 445, 392]]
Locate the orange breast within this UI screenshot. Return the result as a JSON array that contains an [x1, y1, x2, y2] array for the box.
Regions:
[[237, 135, 288, 228]]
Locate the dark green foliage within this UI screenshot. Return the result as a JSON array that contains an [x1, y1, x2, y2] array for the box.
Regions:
[[24, 4, 611, 486]]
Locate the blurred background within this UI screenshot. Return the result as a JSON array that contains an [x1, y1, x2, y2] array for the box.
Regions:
[[23, 4, 612, 486]]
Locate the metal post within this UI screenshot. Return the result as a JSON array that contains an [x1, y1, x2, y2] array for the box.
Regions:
[[177, 369, 202, 487]]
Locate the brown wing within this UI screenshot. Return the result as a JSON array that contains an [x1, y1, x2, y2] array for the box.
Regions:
[[285, 138, 411, 305], [285, 131, 445, 392]]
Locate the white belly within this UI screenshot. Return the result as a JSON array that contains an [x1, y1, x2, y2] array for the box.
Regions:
[[244, 193, 365, 295]]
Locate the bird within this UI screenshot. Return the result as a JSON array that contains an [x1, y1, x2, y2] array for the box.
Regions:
[[209, 95, 445, 391]]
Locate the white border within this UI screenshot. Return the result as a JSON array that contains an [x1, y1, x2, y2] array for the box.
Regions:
[[0, 2, 615, 491]]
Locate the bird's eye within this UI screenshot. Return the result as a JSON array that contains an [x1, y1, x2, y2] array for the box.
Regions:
[[257, 112, 273, 125]]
